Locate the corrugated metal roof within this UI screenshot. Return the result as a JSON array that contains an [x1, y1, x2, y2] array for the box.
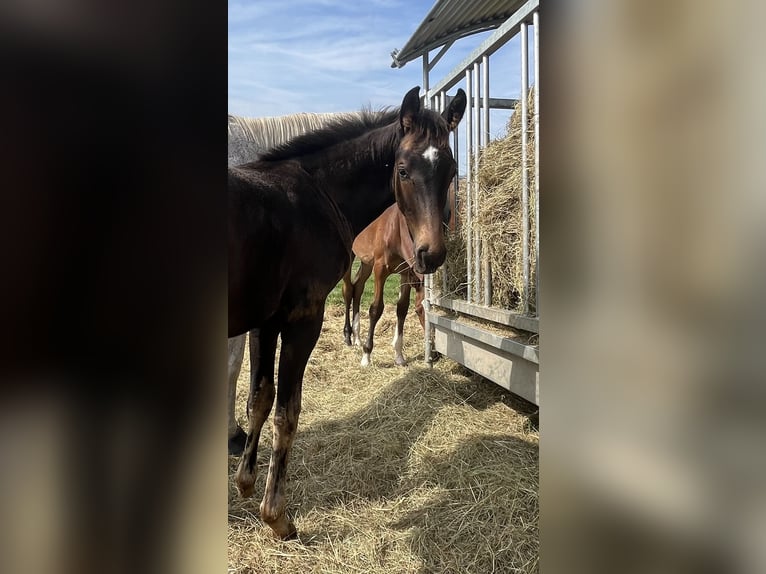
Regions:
[[390, 0, 528, 68]]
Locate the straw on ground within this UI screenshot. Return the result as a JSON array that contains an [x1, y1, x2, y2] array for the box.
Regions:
[[228, 304, 538, 574]]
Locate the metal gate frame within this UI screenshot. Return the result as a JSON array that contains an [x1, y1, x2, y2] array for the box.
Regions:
[[415, 0, 541, 406]]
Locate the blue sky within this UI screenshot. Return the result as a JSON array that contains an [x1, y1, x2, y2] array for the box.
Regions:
[[229, 0, 536, 151]]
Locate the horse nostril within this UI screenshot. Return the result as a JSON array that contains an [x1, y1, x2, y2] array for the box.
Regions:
[[415, 245, 429, 267]]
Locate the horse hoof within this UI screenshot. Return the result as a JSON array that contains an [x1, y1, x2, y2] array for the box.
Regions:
[[395, 356, 407, 367], [228, 427, 247, 456], [267, 519, 298, 541], [235, 455, 258, 498], [278, 525, 299, 541], [235, 473, 256, 499], [360, 353, 371, 367]]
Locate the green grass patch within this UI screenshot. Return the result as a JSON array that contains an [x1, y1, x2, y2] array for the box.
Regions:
[[326, 260, 404, 308]]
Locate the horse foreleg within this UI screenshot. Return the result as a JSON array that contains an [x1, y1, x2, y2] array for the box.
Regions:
[[414, 280, 425, 330], [393, 274, 412, 366], [227, 334, 247, 455], [341, 258, 354, 346], [361, 263, 387, 367], [351, 261, 372, 347], [235, 321, 279, 499], [260, 310, 323, 540]]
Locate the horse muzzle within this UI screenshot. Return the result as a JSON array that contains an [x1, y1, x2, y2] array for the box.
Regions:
[[413, 243, 446, 275]]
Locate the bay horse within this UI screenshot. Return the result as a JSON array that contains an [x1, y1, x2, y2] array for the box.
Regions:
[[227, 111, 362, 455], [341, 203, 425, 367], [229, 86, 466, 539]]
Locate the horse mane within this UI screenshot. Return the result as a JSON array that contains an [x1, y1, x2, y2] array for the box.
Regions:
[[257, 108, 400, 162], [228, 112, 365, 156]]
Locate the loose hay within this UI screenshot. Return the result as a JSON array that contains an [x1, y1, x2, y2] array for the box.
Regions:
[[436, 223, 468, 300], [433, 187, 468, 300], [229, 304, 538, 574]]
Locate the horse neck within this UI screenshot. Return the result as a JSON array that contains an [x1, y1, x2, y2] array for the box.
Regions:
[[301, 124, 400, 236], [395, 208, 416, 267]]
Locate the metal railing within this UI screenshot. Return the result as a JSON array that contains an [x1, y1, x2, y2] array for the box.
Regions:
[[422, 1, 540, 367]]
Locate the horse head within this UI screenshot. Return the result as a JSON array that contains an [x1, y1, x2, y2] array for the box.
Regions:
[[393, 86, 466, 275]]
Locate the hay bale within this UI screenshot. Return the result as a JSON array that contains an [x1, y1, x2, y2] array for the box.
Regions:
[[439, 89, 537, 312], [473, 88, 537, 312]]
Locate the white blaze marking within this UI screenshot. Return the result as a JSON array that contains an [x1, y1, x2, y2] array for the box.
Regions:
[[422, 145, 438, 164]]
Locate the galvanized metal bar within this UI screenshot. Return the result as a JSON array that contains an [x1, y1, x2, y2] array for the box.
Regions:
[[520, 23, 530, 314], [533, 10, 540, 316], [453, 117, 460, 228], [431, 316, 539, 405], [422, 53, 434, 366], [429, 314, 539, 364], [431, 296, 540, 334], [482, 55, 490, 146], [484, 256, 492, 307], [486, 97, 520, 109], [465, 68, 473, 303], [427, 40, 454, 72], [424, 94, 515, 112], [482, 54, 492, 306], [473, 61, 482, 305], [426, 0, 540, 99], [439, 91, 448, 295]]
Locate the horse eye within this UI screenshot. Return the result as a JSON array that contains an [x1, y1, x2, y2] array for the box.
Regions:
[[398, 167, 408, 179]]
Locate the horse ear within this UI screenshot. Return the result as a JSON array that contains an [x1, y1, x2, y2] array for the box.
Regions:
[[443, 89, 467, 131], [400, 86, 421, 133]]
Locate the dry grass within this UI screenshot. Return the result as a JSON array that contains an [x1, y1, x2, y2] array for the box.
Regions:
[[228, 304, 538, 574]]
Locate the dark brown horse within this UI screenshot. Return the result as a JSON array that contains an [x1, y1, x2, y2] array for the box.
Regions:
[[342, 203, 425, 367], [228, 86, 466, 539], [227, 111, 359, 455]]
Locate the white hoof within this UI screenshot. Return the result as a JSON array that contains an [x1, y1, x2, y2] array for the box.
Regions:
[[360, 353, 371, 367]]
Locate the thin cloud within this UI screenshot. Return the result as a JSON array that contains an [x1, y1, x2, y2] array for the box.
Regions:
[[228, 0, 526, 120]]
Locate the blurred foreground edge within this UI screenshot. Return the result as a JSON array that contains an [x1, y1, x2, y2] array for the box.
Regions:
[[542, 1, 766, 573], [0, 3, 226, 574]]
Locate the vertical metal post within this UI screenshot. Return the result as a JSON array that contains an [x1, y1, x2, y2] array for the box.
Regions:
[[439, 91, 448, 295], [465, 68, 473, 304], [482, 54, 492, 306], [453, 118, 460, 227], [422, 54, 434, 366], [533, 11, 540, 316], [482, 54, 490, 146], [472, 61, 482, 304], [520, 22, 530, 314], [452, 100, 460, 297]]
